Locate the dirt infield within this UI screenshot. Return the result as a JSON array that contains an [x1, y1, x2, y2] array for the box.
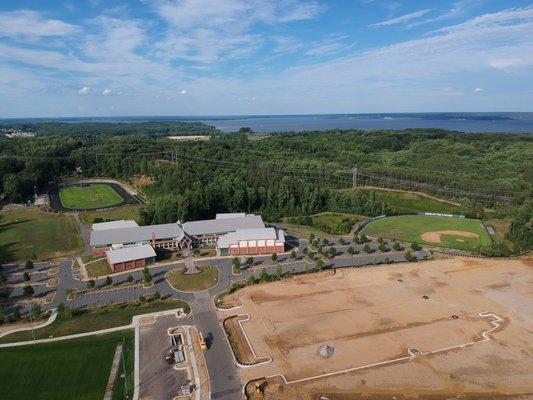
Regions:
[[421, 230, 479, 244], [221, 257, 533, 399]]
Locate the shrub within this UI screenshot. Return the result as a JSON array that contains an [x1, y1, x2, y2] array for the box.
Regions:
[[411, 242, 422, 251], [105, 276, 113, 286], [25, 260, 34, 270], [23, 271, 30, 281], [87, 279, 95, 288], [393, 241, 402, 251], [363, 244, 372, 253], [23, 285, 34, 297]]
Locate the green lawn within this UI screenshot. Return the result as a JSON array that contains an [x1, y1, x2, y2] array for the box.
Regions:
[[86, 258, 112, 278], [0, 330, 133, 400], [79, 205, 141, 225], [167, 266, 219, 292], [282, 212, 365, 236], [0, 298, 190, 343], [341, 188, 461, 214], [0, 208, 84, 263], [361, 215, 492, 251], [59, 184, 124, 209], [112, 332, 134, 400]]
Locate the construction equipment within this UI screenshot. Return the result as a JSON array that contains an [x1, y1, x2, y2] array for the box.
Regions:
[[199, 332, 207, 351]]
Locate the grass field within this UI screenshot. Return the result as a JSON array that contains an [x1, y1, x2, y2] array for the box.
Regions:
[[86, 258, 112, 278], [59, 184, 124, 209], [0, 208, 83, 263], [166, 266, 219, 292], [0, 298, 189, 343], [283, 212, 365, 236], [0, 330, 133, 400], [79, 205, 141, 225], [361, 215, 492, 251], [341, 188, 461, 214]]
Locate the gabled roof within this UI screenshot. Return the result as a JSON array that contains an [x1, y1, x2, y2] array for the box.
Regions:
[[106, 244, 156, 265], [90, 223, 183, 247], [183, 215, 264, 236]]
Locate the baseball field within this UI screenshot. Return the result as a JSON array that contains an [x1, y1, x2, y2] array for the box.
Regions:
[[361, 215, 492, 251]]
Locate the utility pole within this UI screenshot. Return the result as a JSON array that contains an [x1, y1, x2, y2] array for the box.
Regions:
[[352, 165, 358, 189]]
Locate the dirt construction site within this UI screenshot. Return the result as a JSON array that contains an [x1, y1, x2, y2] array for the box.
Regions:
[[220, 257, 533, 399]]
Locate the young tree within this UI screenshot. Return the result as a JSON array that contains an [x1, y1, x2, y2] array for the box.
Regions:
[[87, 279, 95, 289], [378, 243, 387, 252], [0, 272, 6, 286], [12, 306, 21, 322], [404, 250, 413, 262], [127, 274, 134, 283], [275, 265, 283, 280], [23, 271, 31, 281], [411, 242, 422, 251], [23, 285, 34, 297], [25, 260, 34, 270], [302, 247, 308, 255], [290, 250, 297, 259], [377, 237, 384, 244], [347, 246, 355, 265], [322, 238, 329, 246], [143, 266, 152, 284], [260, 268, 270, 282], [393, 241, 402, 251], [105, 276, 113, 286], [232, 257, 241, 270], [316, 259, 325, 271], [246, 256, 254, 268], [308, 233, 315, 243], [32, 303, 42, 319], [248, 274, 257, 284], [360, 234, 368, 243], [363, 244, 372, 254], [154, 291, 161, 300], [339, 237, 346, 245], [271, 253, 278, 263], [353, 235, 360, 244], [384, 257, 390, 264], [328, 246, 336, 257]]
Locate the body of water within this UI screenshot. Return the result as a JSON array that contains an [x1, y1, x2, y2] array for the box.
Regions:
[[200, 113, 533, 133], [2, 112, 533, 133]]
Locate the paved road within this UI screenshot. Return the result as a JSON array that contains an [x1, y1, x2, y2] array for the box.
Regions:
[[2, 235, 429, 400]]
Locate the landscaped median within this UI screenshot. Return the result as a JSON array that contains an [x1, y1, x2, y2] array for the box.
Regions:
[[166, 266, 219, 292]]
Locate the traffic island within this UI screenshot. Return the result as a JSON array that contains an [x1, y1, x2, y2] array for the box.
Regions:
[[166, 266, 218, 292]]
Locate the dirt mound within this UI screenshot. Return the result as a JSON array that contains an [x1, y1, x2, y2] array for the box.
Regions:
[[421, 230, 479, 244]]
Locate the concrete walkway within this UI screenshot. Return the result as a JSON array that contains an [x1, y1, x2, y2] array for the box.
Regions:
[[0, 308, 58, 340]]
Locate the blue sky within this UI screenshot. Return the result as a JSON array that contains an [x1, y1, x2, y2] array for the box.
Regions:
[[0, 0, 532, 117]]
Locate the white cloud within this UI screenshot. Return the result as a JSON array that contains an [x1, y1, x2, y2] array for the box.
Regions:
[[179, 89, 187, 95], [305, 43, 345, 56], [102, 88, 113, 95], [78, 86, 91, 95], [152, 0, 324, 63], [0, 10, 79, 39], [371, 8, 433, 27], [473, 87, 483, 92]]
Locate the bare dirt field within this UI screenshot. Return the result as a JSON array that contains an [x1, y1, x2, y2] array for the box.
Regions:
[[421, 229, 479, 244], [220, 257, 533, 399]]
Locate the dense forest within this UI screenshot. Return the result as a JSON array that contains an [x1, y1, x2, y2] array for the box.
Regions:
[[0, 121, 217, 137], [0, 123, 531, 253]]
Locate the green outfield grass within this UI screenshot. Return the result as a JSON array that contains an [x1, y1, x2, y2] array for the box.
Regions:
[[0, 330, 133, 400], [0, 209, 83, 263], [361, 215, 492, 251], [59, 184, 124, 209]]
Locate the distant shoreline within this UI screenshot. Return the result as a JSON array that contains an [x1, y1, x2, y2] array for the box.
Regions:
[[1, 112, 533, 134]]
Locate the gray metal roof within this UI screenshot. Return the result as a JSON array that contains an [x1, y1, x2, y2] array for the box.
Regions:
[[215, 213, 246, 219], [106, 244, 156, 265], [92, 220, 139, 231], [217, 227, 285, 248], [183, 215, 264, 236], [90, 223, 183, 247]]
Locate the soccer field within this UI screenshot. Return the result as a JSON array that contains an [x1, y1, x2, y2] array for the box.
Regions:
[[0, 331, 133, 400], [59, 183, 124, 209], [361, 215, 492, 251]]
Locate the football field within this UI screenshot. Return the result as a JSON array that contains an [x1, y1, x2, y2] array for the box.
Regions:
[[59, 183, 124, 209]]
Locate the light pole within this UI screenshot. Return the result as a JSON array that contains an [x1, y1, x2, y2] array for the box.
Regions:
[[27, 303, 35, 343]]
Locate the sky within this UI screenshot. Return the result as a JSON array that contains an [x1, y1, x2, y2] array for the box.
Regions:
[[0, 0, 532, 118]]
